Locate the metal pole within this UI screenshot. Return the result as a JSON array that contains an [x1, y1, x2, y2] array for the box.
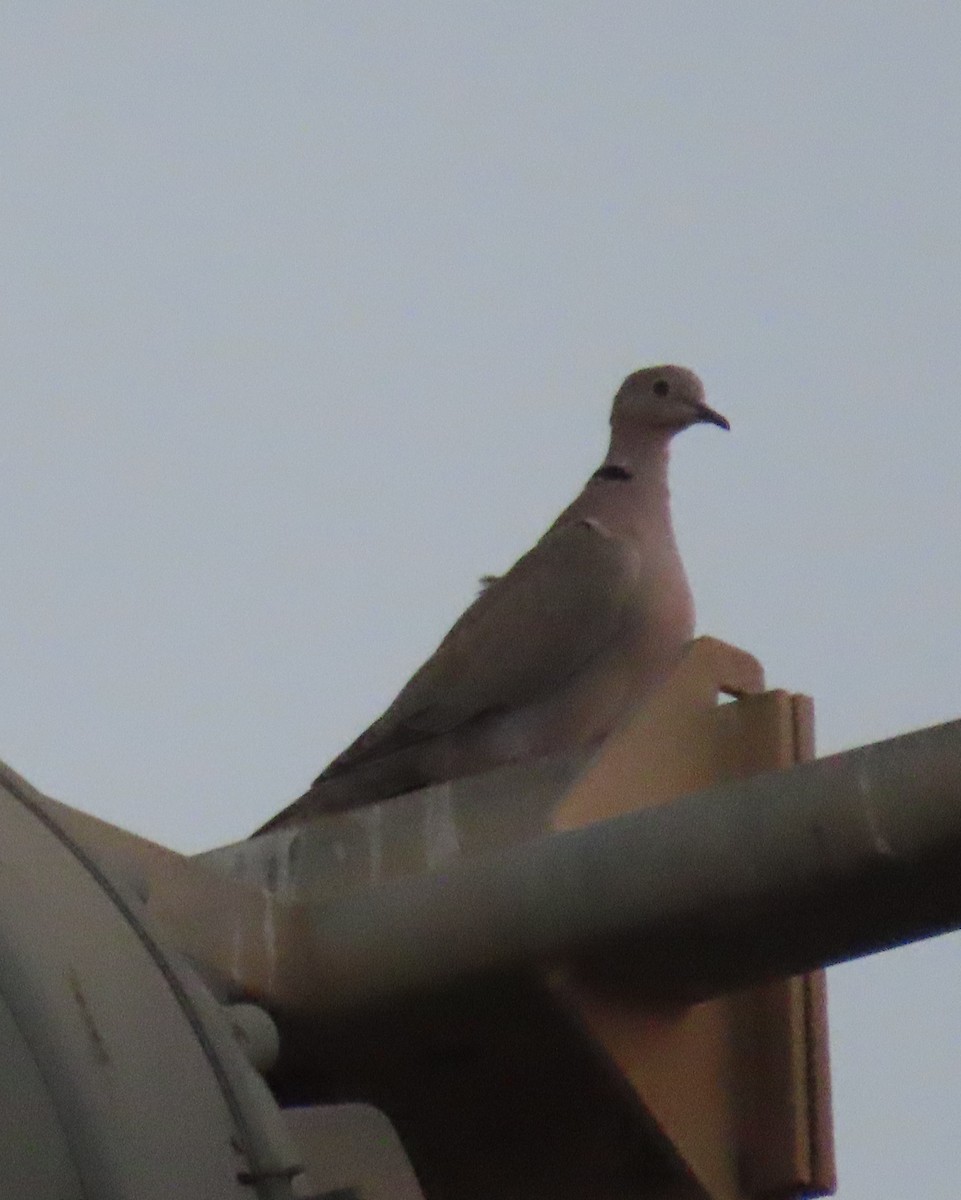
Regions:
[[296, 718, 961, 1011]]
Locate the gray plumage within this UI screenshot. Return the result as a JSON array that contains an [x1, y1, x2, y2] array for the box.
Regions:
[[257, 365, 727, 833]]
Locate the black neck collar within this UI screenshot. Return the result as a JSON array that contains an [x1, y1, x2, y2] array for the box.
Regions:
[[591, 464, 633, 482]]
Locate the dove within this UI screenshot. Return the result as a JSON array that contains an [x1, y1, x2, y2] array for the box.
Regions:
[[257, 365, 727, 832]]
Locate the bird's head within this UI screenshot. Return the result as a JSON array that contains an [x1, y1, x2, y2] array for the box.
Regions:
[[611, 365, 729, 435]]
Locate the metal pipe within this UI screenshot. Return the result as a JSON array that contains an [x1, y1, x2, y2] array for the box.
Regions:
[[297, 718, 961, 1010]]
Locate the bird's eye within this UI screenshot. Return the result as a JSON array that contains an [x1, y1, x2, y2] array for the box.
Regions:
[[652, 379, 670, 396]]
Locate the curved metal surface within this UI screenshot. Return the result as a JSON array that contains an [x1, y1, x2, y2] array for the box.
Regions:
[[0, 989, 84, 1198], [0, 766, 300, 1200]]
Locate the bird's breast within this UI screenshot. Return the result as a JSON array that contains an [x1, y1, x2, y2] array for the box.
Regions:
[[479, 549, 695, 765]]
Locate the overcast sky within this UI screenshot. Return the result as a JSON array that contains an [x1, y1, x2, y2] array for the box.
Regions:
[[2, 5, 960, 1196]]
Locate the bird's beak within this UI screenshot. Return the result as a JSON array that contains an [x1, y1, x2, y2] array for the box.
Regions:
[[694, 401, 730, 430]]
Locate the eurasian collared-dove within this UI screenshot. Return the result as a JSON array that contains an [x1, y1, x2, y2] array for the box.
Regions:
[[258, 365, 727, 832]]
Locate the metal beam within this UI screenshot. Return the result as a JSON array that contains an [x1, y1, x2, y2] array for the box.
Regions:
[[286, 717, 961, 1011]]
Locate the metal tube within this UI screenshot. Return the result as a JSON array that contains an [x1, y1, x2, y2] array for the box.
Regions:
[[298, 718, 961, 1010]]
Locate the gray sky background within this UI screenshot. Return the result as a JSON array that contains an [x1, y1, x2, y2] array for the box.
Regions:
[[2, 5, 960, 1196]]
